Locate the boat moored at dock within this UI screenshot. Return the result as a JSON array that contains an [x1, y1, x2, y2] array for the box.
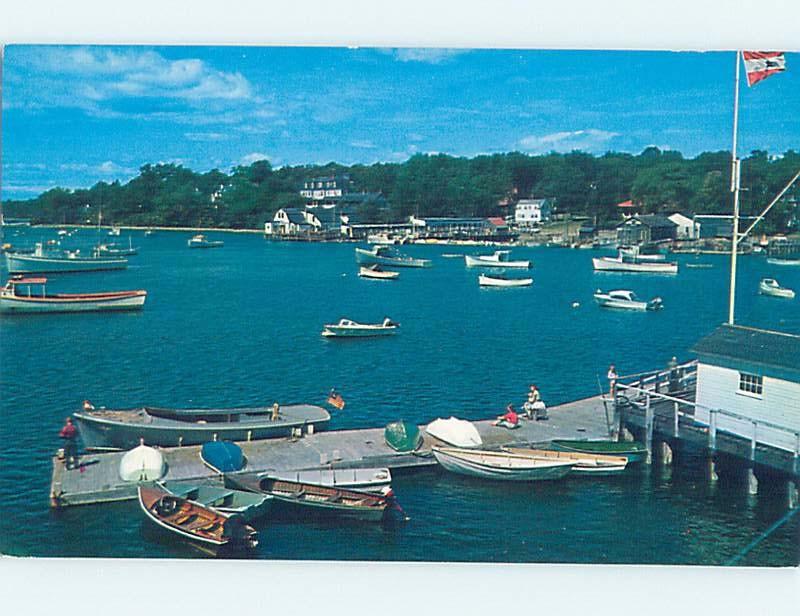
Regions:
[[5, 242, 128, 274], [0, 277, 147, 314], [501, 447, 628, 474], [550, 439, 648, 463], [759, 278, 795, 299], [321, 317, 399, 337], [432, 447, 575, 481], [355, 245, 431, 268], [266, 467, 392, 493], [593, 289, 662, 311], [161, 481, 273, 520], [73, 403, 331, 451], [592, 255, 678, 274], [465, 250, 530, 269], [384, 420, 423, 452], [425, 417, 482, 447]]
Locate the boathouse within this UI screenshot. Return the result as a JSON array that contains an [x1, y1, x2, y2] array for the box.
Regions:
[[668, 212, 698, 240], [692, 324, 800, 453], [266, 208, 313, 236], [616, 214, 677, 245]]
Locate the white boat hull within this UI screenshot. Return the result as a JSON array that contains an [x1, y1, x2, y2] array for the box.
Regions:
[[358, 266, 399, 280], [465, 255, 530, 268], [433, 447, 574, 481], [478, 274, 532, 287], [759, 284, 795, 299], [767, 258, 800, 266], [0, 292, 146, 313], [267, 468, 392, 492], [593, 257, 678, 274], [322, 325, 398, 337], [5, 252, 128, 274]]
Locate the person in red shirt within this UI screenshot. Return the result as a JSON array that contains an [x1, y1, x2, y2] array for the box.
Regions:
[[59, 418, 78, 469], [493, 404, 519, 429]]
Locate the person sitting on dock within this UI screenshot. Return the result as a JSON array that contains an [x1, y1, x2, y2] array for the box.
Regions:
[[271, 403, 281, 421], [59, 417, 78, 470], [523, 385, 548, 420], [493, 404, 520, 429]]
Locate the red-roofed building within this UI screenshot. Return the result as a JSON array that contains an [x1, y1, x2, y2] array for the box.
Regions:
[[617, 199, 637, 209]]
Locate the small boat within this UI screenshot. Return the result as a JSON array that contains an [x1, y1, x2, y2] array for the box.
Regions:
[[119, 441, 166, 482], [425, 417, 482, 448], [95, 237, 139, 257], [266, 467, 392, 493], [201, 440, 246, 473], [138, 484, 258, 554], [593, 256, 678, 274], [366, 232, 408, 245], [465, 250, 530, 269], [432, 447, 574, 481], [358, 265, 400, 280], [593, 289, 662, 311], [478, 273, 533, 287], [73, 403, 331, 451], [685, 263, 713, 269], [57, 229, 69, 236], [321, 317, 399, 337], [502, 447, 628, 474], [618, 245, 666, 261], [108, 226, 121, 236], [161, 482, 272, 520], [5, 242, 128, 274], [355, 245, 431, 268], [188, 234, 224, 249], [0, 277, 147, 314], [550, 439, 648, 463], [144, 229, 155, 237], [766, 257, 800, 266], [759, 278, 795, 299], [384, 420, 423, 452], [224, 474, 394, 522]]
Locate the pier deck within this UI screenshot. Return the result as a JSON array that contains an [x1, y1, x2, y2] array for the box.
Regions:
[[50, 394, 612, 507]]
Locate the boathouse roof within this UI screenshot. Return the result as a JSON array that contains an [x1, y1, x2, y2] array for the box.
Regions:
[[692, 324, 800, 381]]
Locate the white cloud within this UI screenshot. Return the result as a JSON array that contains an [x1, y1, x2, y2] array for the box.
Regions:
[[59, 161, 136, 175], [388, 48, 466, 64], [518, 129, 620, 154], [239, 152, 271, 166], [184, 132, 229, 142], [349, 140, 377, 149]]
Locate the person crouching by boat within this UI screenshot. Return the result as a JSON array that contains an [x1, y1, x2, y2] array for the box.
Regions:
[[493, 404, 520, 430], [59, 418, 78, 470]]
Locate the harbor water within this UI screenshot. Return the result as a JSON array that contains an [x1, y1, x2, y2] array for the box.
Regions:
[[1, 228, 798, 564]]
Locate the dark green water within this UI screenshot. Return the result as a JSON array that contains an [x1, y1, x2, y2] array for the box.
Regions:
[[1, 228, 798, 564]]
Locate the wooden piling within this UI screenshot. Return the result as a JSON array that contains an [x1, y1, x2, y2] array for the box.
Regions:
[[644, 393, 653, 464]]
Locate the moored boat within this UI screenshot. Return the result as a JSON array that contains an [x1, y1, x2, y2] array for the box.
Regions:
[[759, 278, 795, 299], [384, 420, 423, 452], [592, 256, 678, 274], [321, 317, 399, 337], [355, 245, 431, 268], [502, 447, 628, 474], [766, 257, 800, 266], [73, 403, 331, 451], [266, 467, 392, 493], [161, 482, 272, 520], [550, 439, 648, 463], [138, 483, 258, 554], [618, 245, 666, 261], [432, 447, 574, 481], [188, 234, 224, 249], [0, 277, 146, 314], [119, 441, 166, 482], [224, 473, 394, 522], [5, 242, 128, 274], [94, 238, 139, 257], [465, 250, 530, 269], [478, 273, 533, 287], [425, 417, 482, 448], [201, 440, 247, 473], [593, 289, 662, 311], [358, 265, 400, 280]]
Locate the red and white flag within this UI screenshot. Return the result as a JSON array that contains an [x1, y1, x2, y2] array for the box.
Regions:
[[742, 51, 786, 86]]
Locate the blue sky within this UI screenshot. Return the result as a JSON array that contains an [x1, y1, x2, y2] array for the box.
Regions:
[[2, 46, 798, 200]]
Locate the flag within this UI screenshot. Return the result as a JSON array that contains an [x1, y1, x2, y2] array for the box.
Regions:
[[743, 51, 786, 86], [327, 390, 345, 410]]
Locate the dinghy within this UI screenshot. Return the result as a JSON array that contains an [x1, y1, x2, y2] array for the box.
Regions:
[[358, 265, 400, 280], [384, 420, 423, 452], [432, 447, 574, 481], [201, 440, 246, 473], [161, 482, 272, 520], [119, 441, 166, 482], [425, 417, 482, 448], [502, 447, 628, 474], [266, 467, 392, 493], [759, 278, 795, 299], [550, 439, 648, 463], [478, 273, 532, 287]]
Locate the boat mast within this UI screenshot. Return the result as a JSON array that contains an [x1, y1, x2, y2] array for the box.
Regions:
[[727, 51, 742, 326]]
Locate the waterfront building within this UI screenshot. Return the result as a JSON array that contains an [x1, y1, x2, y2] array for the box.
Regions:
[[300, 174, 353, 206], [514, 198, 553, 227], [668, 212, 699, 240], [616, 214, 677, 245], [409, 216, 514, 241], [265, 208, 313, 236], [692, 324, 800, 453]]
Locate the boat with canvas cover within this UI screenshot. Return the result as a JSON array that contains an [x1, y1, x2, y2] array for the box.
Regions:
[[593, 289, 662, 311], [138, 483, 258, 554], [384, 420, 423, 452], [465, 250, 530, 269], [759, 278, 795, 299], [0, 277, 146, 313], [501, 447, 628, 474], [425, 417, 482, 448], [224, 473, 395, 522], [550, 439, 648, 463], [5, 242, 128, 274], [478, 273, 532, 287], [161, 482, 272, 520], [432, 447, 574, 481], [355, 245, 431, 268], [201, 440, 246, 473], [73, 403, 331, 451], [119, 441, 166, 482], [321, 317, 399, 337], [358, 265, 400, 280], [266, 467, 392, 493], [592, 256, 678, 274], [188, 234, 224, 248]]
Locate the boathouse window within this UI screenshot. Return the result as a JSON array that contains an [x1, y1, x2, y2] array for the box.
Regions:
[[738, 372, 763, 397]]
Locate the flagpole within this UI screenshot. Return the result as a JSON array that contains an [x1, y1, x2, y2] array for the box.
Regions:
[[728, 50, 742, 326]]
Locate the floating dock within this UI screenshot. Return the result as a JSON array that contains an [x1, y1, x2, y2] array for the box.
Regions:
[[50, 394, 612, 508]]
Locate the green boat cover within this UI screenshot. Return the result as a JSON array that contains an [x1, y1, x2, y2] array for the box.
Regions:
[[384, 421, 422, 452]]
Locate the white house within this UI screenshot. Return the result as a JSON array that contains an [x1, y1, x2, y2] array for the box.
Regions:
[[514, 198, 553, 226], [668, 213, 699, 240], [265, 208, 312, 236], [692, 324, 800, 453]]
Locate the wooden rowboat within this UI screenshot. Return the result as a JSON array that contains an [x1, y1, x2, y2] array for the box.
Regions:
[[432, 446, 574, 481], [550, 439, 648, 463], [358, 265, 400, 280], [501, 447, 628, 474], [138, 484, 258, 554], [225, 473, 394, 522]]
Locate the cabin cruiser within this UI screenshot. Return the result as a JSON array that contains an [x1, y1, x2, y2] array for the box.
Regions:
[[321, 317, 399, 337], [759, 278, 795, 299], [593, 289, 663, 311], [355, 245, 431, 268]]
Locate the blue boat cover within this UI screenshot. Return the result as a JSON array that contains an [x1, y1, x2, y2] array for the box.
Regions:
[[201, 441, 245, 473]]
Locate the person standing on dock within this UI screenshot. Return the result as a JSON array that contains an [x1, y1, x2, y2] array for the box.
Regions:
[[59, 418, 78, 470], [607, 365, 618, 400], [271, 403, 281, 421]]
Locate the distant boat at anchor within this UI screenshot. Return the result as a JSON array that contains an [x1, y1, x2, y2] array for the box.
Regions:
[[321, 317, 399, 337], [465, 250, 530, 269], [759, 278, 795, 299], [0, 277, 146, 314], [355, 245, 431, 268], [593, 289, 662, 311], [592, 255, 678, 274], [5, 242, 128, 274], [358, 265, 399, 280], [478, 273, 532, 287], [188, 234, 224, 249]]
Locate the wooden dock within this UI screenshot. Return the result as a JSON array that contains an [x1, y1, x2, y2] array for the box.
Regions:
[[50, 394, 612, 507]]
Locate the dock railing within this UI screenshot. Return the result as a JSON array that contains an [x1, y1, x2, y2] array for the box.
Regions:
[[615, 360, 800, 473]]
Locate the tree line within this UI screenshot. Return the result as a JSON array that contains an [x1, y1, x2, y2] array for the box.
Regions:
[[4, 147, 799, 232]]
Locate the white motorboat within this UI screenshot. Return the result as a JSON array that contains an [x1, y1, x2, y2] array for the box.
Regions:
[[366, 232, 409, 245], [618, 245, 666, 261], [0, 277, 147, 313], [425, 417, 482, 448], [592, 256, 678, 274], [358, 265, 399, 280], [321, 317, 399, 337], [108, 226, 121, 236], [478, 274, 532, 287], [502, 447, 628, 475], [432, 447, 575, 481], [593, 289, 663, 311], [766, 257, 800, 266], [5, 242, 128, 274], [188, 234, 224, 249], [355, 245, 431, 268], [465, 250, 530, 269], [759, 278, 795, 299]]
